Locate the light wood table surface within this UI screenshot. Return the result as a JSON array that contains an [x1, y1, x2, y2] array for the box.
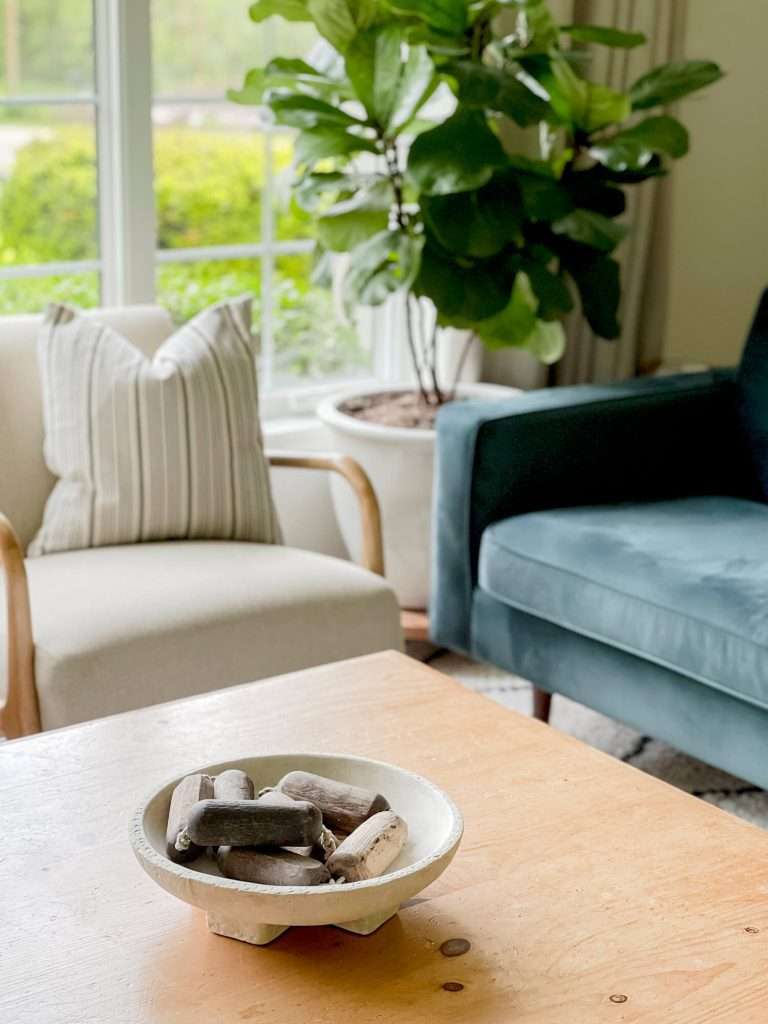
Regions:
[[2, 650, 767, 1023]]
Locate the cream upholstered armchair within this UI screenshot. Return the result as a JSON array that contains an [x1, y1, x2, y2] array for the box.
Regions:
[[0, 306, 402, 738]]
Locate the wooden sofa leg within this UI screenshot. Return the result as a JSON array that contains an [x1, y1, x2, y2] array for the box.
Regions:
[[532, 688, 552, 723]]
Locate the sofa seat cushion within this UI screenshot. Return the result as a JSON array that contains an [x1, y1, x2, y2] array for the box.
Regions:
[[478, 497, 768, 711], [1, 542, 402, 730]]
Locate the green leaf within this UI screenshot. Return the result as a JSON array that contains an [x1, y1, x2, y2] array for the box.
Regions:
[[249, 0, 311, 22], [344, 230, 423, 306], [517, 53, 587, 125], [389, 44, 436, 132], [522, 258, 573, 319], [306, 0, 378, 53], [414, 242, 513, 322], [476, 273, 538, 349], [564, 170, 625, 218], [311, 244, 333, 287], [294, 125, 379, 165], [589, 115, 689, 172], [582, 82, 631, 132], [525, 318, 566, 363], [346, 28, 435, 134], [346, 26, 401, 127], [318, 206, 390, 250], [505, 153, 556, 177], [267, 56, 329, 78], [229, 57, 351, 106], [630, 59, 724, 110], [506, 165, 573, 222], [228, 68, 266, 106], [267, 93, 364, 129], [264, 57, 350, 96], [317, 184, 392, 250], [294, 170, 385, 211], [407, 109, 506, 195], [385, 0, 466, 37], [565, 253, 621, 338], [560, 24, 646, 48], [295, 170, 346, 210], [592, 154, 666, 184], [552, 208, 628, 252], [421, 176, 523, 259], [499, 0, 558, 51], [449, 61, 552, 127], [518, 55, 629, 131]]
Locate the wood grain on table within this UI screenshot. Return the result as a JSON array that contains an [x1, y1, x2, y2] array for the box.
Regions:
[[1, 650, 767, 1023]]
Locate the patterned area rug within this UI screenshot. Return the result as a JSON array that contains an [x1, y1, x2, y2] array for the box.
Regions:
[[432, 651, 768, 829]]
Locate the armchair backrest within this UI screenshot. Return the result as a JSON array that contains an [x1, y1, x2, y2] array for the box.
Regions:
[[0, 306, 175, 551]]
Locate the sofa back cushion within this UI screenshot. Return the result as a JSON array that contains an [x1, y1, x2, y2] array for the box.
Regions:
[[737, 288, 768, 499], [0, 305, 175, 551], [28, 296, 281, 556]]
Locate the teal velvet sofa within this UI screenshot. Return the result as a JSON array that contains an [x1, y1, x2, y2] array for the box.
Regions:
[[431, 291, 768, 788]]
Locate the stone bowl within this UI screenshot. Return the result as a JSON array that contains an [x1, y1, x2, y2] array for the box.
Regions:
[[130, 752, 463, 946]]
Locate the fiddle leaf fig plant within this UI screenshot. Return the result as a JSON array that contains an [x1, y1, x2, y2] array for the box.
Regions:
[[231, 0, 723, 404]]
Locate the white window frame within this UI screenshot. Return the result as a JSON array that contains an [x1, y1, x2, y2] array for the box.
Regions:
[[0, 0, 396, 414]]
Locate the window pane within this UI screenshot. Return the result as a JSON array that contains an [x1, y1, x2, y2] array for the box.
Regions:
[[268, 20, 318, 62], [152, 0, 319, 98], [0, 270, 99, 315], [273, 253, 371, 385], [0, 105, 98, 265], [156, 258, 261, 325], [0, 0, 94, 98], [152, 0, 266, 99], [153, 111, 265, 252]]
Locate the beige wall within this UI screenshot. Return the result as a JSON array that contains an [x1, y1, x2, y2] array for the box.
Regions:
[[664, 0, 768, 368]]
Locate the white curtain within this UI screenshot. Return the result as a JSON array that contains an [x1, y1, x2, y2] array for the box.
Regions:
[[556, 0, 688, 384]]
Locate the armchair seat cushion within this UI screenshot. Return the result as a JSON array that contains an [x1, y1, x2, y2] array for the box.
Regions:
[[478, 496, 768, 711], [1, 542, 402, 730]]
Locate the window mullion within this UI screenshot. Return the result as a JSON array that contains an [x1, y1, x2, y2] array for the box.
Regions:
[[95, 0, 156, 306], [260, 131, 275, 390]]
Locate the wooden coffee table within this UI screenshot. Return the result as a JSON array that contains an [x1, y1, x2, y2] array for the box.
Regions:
[[2, 651, 767, 1022]]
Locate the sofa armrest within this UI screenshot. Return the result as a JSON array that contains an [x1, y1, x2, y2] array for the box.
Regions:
[[266, 450, 384, 576], [0, 513, 40, 737], [431, 370, 749, 653]]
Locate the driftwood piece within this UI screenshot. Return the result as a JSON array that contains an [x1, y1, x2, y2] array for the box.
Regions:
[[258, 790, 312, 857], [255, 789, 295, 808], [184, 799, 322, 849], [326, 811, 407, 882], [277, 770, 390, 834], [214, 769, 254, 802], [165, 773, 214, 863], [217, 846, 331, 886], [257, 789, 337, 859]]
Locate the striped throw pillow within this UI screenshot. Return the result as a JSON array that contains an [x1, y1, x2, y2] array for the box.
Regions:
[[29, 297, 282, 556]]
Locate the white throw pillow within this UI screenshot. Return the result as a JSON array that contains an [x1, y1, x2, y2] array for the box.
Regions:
[[29, 296, 282, 556]]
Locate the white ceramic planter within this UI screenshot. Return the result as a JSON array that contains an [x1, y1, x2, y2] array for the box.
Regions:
[[318, 382, 519, 609]]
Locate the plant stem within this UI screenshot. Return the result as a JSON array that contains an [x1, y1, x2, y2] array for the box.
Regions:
[[384, 143, 407, 231], [383, 140, 431, 405], [427, 316, 444, 404], [404, 294, 431, 406], [450, 331, 477, 400]]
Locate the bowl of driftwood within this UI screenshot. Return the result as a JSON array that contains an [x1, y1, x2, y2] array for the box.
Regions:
[[131, 752, 463, 946]]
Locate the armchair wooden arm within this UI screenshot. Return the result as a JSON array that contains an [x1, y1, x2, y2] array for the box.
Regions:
[[266, 451, 385, 577], [0, 513, 40, 738]]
